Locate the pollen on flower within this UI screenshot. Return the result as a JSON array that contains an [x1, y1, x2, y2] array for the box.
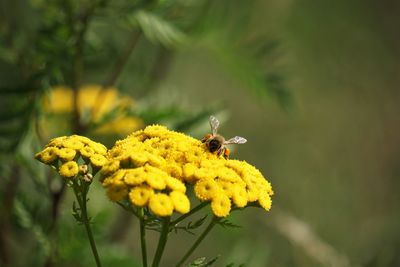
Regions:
[[101, 125, 273, 218]]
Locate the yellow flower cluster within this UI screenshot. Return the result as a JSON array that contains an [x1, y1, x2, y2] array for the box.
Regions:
[[35, 135, 108, 178], [102, 125, 273, 217]]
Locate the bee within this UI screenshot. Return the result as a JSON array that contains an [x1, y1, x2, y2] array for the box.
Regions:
[[201, 115, 247, 159]]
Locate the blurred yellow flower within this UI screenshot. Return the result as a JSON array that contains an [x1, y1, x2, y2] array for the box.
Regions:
[[42, 84, 143, 136], [101, 125, 274, 218]]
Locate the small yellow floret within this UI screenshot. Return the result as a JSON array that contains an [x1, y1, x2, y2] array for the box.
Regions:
[[80, 146, 94, 158], [170, 191, 190, 214], [165, 176, 186, 193], [59, 161, 79, 178], [63, 138, 84, 150], [90, 154, 107, 168], [232, 185, 248, 208], [129, 185, 154, 207], [57, 147, 76, 161], [130, 153, 148, 166], [211, 194, 231, 217], [149, 193, 174, 217], [258, 192, 272, 211], [101, 160, 120, 175], [194, 178, 221, 201], [106, 182, 128, 202], [145, 173, 166, 190], [35, 147, 59, 164], [124, 168, 146, 185]]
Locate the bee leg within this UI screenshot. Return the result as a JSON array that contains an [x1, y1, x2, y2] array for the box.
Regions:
[[216, 147, 224, 157], [201, 134, 212, 143], [223, 148, 230, 159]]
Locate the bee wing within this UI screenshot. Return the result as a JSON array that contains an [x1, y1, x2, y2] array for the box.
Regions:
[[224, 136, 247, 145], [209, 115, 220, 135]]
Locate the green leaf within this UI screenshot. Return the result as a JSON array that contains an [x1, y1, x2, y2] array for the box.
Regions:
[[188, 255, 220, 267], [132, 10, 187, 47], [173, 215, 208, 234], [217, 218, 241, 229]]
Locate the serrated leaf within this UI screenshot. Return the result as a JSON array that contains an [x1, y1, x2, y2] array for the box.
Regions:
[[132, 10, 187, 47]]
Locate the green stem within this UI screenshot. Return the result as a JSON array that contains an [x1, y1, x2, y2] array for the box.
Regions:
[[174, 216, 220, 267], [151, 217, 171, 267], [139, 209, 148, 267], [72, 182, 102, 267], [171, 202, 209, 226]]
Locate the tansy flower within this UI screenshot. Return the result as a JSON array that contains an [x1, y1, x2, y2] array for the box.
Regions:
[[194, 178, 221, 201], [106, 181, 128, 202], [90, 154, 107, 168], [211, 194, 231, 217], [35, 147, 59, 164], [63, 138, 84, 150], [124, 168, 146, 185], [35, 135, 108, 181], [59, 161, 79, 178], [149, 193, 174, 217], [170, 191, 190, 214], [101, 125, 273, 218], [80, 146, 95, 158], [57, 147, 76, 161], [129, 185, 154, 207]]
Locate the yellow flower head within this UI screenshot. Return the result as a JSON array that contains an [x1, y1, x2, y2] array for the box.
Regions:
[[101, 125, 273, 217], [129, 185, 154, 207], [35, 147, 59, 164], [211, 194, 231, 218], [149, 193, 174, 217], [170, 191, 190, 214], [57, 147, 76, 161], [35, 135, 108, 180], [59, 161, 79, 178]]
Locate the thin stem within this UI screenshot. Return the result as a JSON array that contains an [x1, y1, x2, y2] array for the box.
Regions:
[[72, 181, 102, 267], [139, 209, 148, 267], [171, 202, 209, 226], [151, 217, 171, 267], [175, 216, 220, 267]]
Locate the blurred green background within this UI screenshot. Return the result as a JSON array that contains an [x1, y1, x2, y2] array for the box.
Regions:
[[1, 0, 400, 266]]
